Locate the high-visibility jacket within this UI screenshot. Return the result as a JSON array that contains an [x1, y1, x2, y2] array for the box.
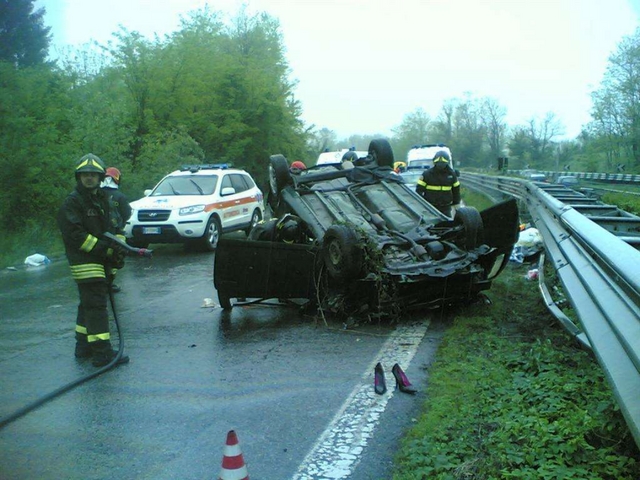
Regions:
[[415, 167, 461, 208], [57, 186, 116, 283]]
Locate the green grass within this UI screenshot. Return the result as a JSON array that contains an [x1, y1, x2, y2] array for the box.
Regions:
[[600, 191, 640, 216], [393, 265, 640, 479], [0, 222, 65, 269], [462, 188, 494, 212]]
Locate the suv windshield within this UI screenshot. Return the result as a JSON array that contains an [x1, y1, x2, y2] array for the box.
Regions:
[[152, 175, 219, 196]]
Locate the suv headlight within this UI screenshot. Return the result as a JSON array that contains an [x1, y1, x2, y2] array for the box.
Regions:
[[179, 205, 205, 216]]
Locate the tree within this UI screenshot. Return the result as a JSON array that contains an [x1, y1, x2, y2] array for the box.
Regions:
[[429, 100, 454, 145], [508, 126, 533, 169], [0, 0, 51, 67], [480, 97, 508, 162], [0, 63, 76, 231], [391, 108, 431, 162], [589, 27, 640, 168], [427, 95, 487, 168], [308, 127, 337, 161], [526, 112, 564, 166], [108, 29, 157, 169]]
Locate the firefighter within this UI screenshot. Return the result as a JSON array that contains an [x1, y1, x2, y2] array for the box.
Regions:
[[415, 150, 461, 217], [393, 161, 407, 173], [290, 160, 307, 172], [101, 167, 132, 293], [57, 153, 129, 367], [101, 167, 132, 233]]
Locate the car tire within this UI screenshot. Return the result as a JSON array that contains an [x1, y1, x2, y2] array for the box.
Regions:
[[201, 215, 222, 251], [322, 225, 363, 281], [269, 154, 292, 196], [368, 139, 395, 168], [454, 207, 484, 249], [245, 208, 262, 236], [218, 290, 232, 310]]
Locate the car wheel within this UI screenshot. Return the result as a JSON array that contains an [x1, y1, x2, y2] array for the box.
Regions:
[[454, 207, 484, 249], [269, 154, 292, 196], [201, 215, 221, 251], [218, 290, 232, 310], [322, 225, 363, 281], [368, 139, 395, 168], [245, 209, 262, 236]]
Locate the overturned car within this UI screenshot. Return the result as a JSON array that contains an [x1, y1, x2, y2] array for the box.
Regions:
[[213, 139, 519, 318]]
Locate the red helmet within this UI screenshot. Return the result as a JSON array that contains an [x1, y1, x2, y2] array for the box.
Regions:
[[105, 167, 121, 184], [290, 161, 306, 171]]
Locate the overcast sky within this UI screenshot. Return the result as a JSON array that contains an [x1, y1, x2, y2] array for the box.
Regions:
[[35, 0, 640, 140]]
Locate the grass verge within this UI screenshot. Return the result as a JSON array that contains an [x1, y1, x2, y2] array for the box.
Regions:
[[393, 263, 640, 480], [601, 191, 640, 216], [0, 222, 65, 269]]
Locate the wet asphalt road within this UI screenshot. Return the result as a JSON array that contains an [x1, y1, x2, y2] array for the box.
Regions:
[[0, 241, 444, 480]]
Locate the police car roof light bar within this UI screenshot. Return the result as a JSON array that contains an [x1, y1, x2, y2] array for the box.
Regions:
[[180, 163, 229, 173]]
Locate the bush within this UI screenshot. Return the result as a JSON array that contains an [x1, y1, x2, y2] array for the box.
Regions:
[[393, 265, 640, 479]]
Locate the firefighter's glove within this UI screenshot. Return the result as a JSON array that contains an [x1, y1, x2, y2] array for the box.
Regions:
[[112, 249, 126, 269], [106, 245, 126, 269]]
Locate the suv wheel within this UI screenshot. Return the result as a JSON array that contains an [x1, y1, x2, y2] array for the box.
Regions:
[[201, 215, 221, 251], [322, 225, 363, 281], [368, 139, 395, 168], [454, 207, 484, 249], [269, 155, 292, 196], [245, 209, 262, 236]]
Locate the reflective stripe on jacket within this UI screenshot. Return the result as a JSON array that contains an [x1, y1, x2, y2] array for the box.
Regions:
[[57, 186, 115, 283], [415, 167, 461, 207]]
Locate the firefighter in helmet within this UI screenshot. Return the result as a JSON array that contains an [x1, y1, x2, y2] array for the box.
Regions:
[[415, 150, 461, 217], [101, 167, 132, 233], [57, 154, 130, 367], [100, 167, 132, 293], [290, 161, 307, 173]]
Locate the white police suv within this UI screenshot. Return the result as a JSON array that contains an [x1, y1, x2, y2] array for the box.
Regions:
[[124, 164, 264, 250], [406, 144, 454, 170]]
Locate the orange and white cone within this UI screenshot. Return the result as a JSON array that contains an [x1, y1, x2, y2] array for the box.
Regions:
[[218, 430, 249, 480]]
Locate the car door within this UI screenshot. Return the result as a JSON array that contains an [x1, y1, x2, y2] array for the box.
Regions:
[[216, 173, 243, 230], [220, 173, 255, 229], [230, 174, 255, 227]]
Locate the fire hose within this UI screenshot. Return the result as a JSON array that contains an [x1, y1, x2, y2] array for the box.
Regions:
[[0, 234, 152, 429]]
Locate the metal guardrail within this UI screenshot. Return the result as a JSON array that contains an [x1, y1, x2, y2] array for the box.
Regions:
[[462, 172, 640, 447], [506, 170, 640, 184]]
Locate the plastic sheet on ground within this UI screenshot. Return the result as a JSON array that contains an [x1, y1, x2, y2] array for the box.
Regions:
[[509, 227, 544, 263], [24, 253, 51, 267]]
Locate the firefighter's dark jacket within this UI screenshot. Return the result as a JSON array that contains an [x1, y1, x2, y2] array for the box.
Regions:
[[57, 185, 117, 283], [415, 167, 461, 208], [102, 186, 132, 232]]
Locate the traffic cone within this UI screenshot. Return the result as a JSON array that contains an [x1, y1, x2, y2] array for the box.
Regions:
[[219, 430, 249, 480]]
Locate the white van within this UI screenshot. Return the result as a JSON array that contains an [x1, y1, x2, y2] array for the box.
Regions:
[[316, 149, 368, 166], [406, 144, 454, 171]]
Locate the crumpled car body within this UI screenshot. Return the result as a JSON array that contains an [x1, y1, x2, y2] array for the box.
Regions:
[[214, 139, 519, 317]]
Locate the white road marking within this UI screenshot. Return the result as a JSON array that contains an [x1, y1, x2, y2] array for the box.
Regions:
[[292, 322, 430, 479]]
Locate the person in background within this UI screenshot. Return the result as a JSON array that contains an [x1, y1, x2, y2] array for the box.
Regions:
[[102, 167, 132, 232], [57, 154, 130, 367], [101, 167, 132, 293], [290, 160, 307, 173], [393, 161, 407, 173], [415, 150, 461, 217]]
